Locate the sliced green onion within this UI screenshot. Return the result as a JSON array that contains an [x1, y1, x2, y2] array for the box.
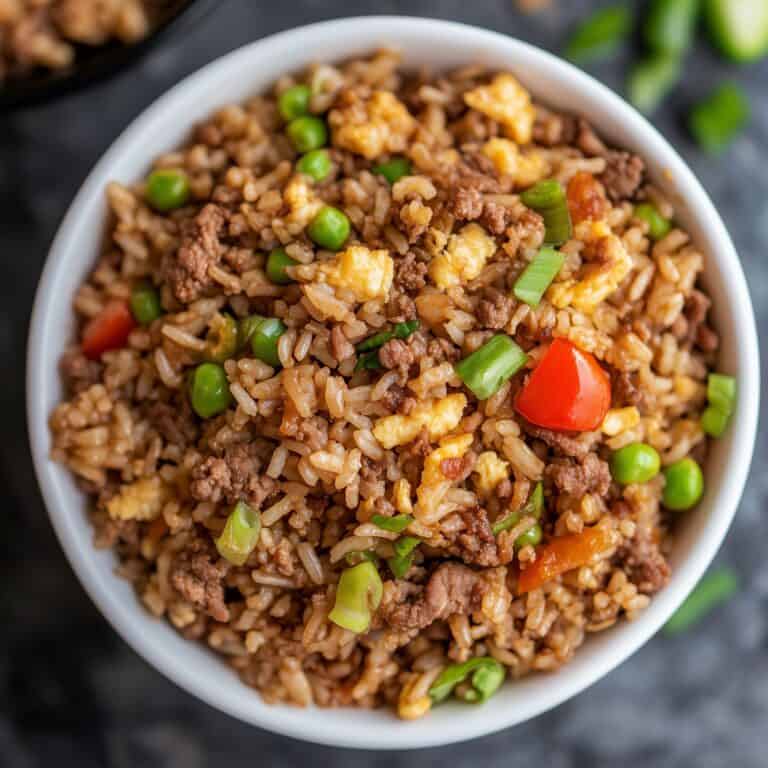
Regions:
[[266, 248, 298, 285], [628, 54, 682, 114], [371, 514, 413, 533], [689, 82, 750, 155], [564, 4, 633, 63], [388, 536, 420, 579], [704, 0, 768, 63], [328, 561, 383, 634], [634, 202, 673, 239], [455, 334, 528, 401], [492, 482, 544, 538], [250, 317, 286, 368], [644, 0, 700, 54], [130, 281, 163, 326], [372, 156, 411, 184], [215, 500, 261, 566], [429, 657, 505, 704], [355, 319, 420, 353], [354, 349, 383, 372], [664, 566, 738, 635], [513, 247, 565, 307], [205, 313, 238, 363], [520, 180, 573, 245], [702, 372, 736, 437]]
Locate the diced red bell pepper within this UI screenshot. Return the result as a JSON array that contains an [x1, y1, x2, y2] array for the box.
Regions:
[[515, 338, 611, 432], [81, 299, 136, 360], [518, 525, 614, 594]]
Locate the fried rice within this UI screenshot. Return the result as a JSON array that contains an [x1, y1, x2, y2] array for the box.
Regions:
[[49, 49, 721, 718]]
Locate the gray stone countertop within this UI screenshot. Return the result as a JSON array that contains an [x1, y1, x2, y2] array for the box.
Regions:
[[1, 1, 766, 766]]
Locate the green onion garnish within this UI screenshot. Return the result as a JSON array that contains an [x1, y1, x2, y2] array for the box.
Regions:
[[564, 4, 633, 64], [371, 513, 413, 533], [355, 320, 419, 353], [513, 247, 565, 307], [664, 566, 738, 635], [429, 657, 505, 704], [520, 180, 573, 245], [627, 54, 682, 114], [328, 561, 383, 634], [266, 248, 298, 285], [215, 500, 261, 566], [644, 0, 700, 55], [689, 82, 750, 155], [455, 334, 528, 401], [701, 372, 737, 437], [492, 482, 544, 538], [634, 202, 672, 240], [387, 536, 420, 579], [354, 349, 384, 372]]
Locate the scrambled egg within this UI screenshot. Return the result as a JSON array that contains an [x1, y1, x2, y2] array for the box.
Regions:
[[332, 90, 416, 160], [421, 433, 474, 486], [464, 74, 535, 145], [601, 407, 640, 437], [473, 451, 510, 495], [429, 223, 497, 289], [393, 478, 414, 516], [283, 176, 323, 228], [548, 222, 633, 314], [372, 393, 467, 449], [318, 245, 394, 302], [481, 139, 549, 188], [107, 476, 167, 522]]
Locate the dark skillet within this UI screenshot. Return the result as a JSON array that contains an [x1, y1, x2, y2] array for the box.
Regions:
[[0, 0, 216, 111]]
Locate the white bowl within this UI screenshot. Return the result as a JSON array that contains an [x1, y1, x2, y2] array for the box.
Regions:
[[27, 16, 760, 750]]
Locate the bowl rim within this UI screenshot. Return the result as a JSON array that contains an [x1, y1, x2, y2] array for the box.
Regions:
[[26, 15, 760, 750]]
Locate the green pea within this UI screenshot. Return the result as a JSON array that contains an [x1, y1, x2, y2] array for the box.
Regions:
[[286, 116, 327, 153], [266, 248, 298, 285], [250, 317, 286, 368], [372, 156, 411, 184], [663, 457, 704, 510], [634, 203, 672, 240], [189, 362, 231, 419], [278, 84, 311, 122], [145, 169, 190, 212], [515, 522, 542, 550], [296, 149, 332, 181], [205, 313, 238, 362], [307, 206, 350, 251], [237, 314, 264, 351], [610, 443, 661, 485], [130, 281, 162, 326]]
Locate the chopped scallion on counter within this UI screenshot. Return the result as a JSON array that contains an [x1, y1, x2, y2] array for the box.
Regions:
[[628, 54, 682, 114], [704, 0, 768, 63], [644, 0, 700, 55], [664, 566, 738, 635], [689, 82, 750, 154], [564, 4, 633, 63]]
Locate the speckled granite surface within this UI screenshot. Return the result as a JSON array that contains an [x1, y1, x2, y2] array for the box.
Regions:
[[1, 1, 766, 765]]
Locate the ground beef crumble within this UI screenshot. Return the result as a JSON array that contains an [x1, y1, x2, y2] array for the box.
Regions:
[[170, 537, 231, 622], [546, 453, 612, 497], [190, 443, 275, 506]]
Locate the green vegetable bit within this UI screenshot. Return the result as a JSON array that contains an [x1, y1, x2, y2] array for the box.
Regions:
[[689, 82, 750, 155], [237, 314, 264, 350], [354, 349, 384, 372], [513, 247, 565, 307], [704, 0, 768, 62], [565, 4, 633, 63], [664, 566, 738, 635], [345, 550, 379, 566], [250, 317, 286, 368], [130, 281, 162, 326], [610, 443, 662, 485], [307, 205, 351, 251], [145, 169, 190, 212], [205, 313, 238, 362], [296, 148, 332, 182], [266, 248, 298, 285], [355, 319, 420, 353], [429, 657, 505, 705], [372, 156, 412, 184], [371, 514, 413, 533], [286, 115, 328, 153], [662, 457, 704, 510], [634, 202, 672, 239], [278, 84, 312, 121], [189, 362, 232, 419], [328, 560, 383, 634], [455, 334, 528, 401], [644, 0, 700, 55], [215, 500, 261, 566], [387, 536, 420, 579], [520, 180, 573, 245], [492, 482, 544, 542], [628, 54, 682, 114], [701, 372, 737, 437]]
